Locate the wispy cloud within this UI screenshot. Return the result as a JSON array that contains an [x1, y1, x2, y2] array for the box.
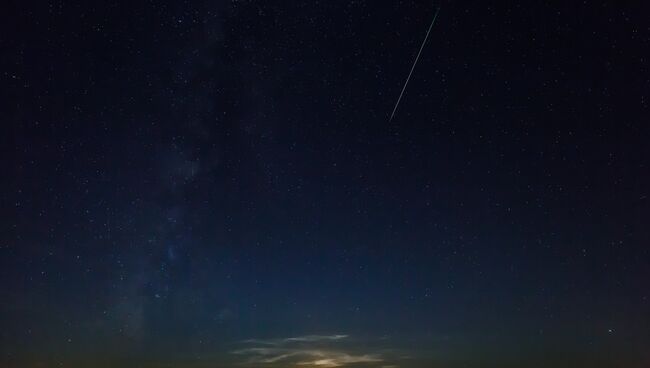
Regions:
[[287, 335, 349, 343], [242, 335, 349, 345], [295, 351, 382, 367], [234, 334, 389, 367]]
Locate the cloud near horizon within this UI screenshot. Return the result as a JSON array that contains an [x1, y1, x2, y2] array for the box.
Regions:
[[242, 335, 349, 345], [233, 335, 392, 368]]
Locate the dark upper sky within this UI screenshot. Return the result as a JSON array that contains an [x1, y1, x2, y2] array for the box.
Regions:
[[2, 1, 649, 367]]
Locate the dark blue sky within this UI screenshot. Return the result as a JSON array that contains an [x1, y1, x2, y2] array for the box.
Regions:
[[2, 1, 649, 367]]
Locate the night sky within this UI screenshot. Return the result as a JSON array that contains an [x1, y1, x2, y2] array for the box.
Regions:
[[2, 1, 650, 367]]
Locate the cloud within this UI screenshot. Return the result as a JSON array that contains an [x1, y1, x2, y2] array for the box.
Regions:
[[287, 335, 349, 343], [233, 347, 381, 368], [295, 352, 382, 367], [243, 335, 349, 345], [234, 335, 387, 367]]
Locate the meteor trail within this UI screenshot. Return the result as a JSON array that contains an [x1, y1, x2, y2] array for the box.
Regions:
[[389, 7, 441, 122]]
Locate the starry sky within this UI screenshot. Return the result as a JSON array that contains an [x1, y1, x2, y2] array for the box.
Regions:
[[2, 1, 650, 367]]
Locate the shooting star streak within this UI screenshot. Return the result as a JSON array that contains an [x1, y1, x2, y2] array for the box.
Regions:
[[389, 7, 441, 122]]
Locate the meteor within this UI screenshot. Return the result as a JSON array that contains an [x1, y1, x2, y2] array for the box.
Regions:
[[389, 6, 441, 122]]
